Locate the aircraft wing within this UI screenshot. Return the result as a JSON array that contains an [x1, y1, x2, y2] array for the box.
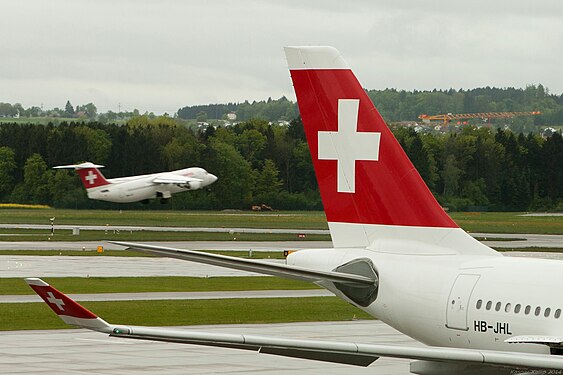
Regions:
[[151, 174, 203, 185], [109, 241, 375, 286], [506, 335, 563, 347], [26, 277, 563, 371]]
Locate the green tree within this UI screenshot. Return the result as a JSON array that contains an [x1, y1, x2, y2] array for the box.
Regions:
[[77, 103, 98, 119], [23, 153, 53, 204], [206, 140, 253, 209], [64, 100, 75, 117], [441, 154, 462, 198], [235, 128, 267, 168], [162, 132, 204, 170], [196, 111, 208, 122], [254, 159, 282, 201], [0, 146, 17, 200], [74, 126, 112, 163]]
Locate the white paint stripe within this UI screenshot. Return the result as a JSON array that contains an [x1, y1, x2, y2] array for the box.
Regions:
[[328, 222, 499, 256], [24, 278, 49, 287], [285, 46, 349, 70]]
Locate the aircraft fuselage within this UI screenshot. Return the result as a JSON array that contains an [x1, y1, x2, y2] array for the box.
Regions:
[[289, 248, 561, 356], [86, 167, 217, 203]]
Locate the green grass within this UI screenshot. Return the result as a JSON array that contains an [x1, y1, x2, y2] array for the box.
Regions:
[[473, 236, 524, 242], [449, 212, 563, 235], [0, 228, 330, 242], [0, 276, 319, 295], [0, 209, 329, 229], [496, 247, 563, 252], [0, 297, 372, 331], [0, 209, 560, 235]]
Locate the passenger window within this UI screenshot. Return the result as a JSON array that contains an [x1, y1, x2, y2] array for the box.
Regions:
[[505, 303, 512, 313], [476, 300, 482, 309], [535, 306, 541, 316], [495, 302, 501, 311], [525, 305, 531, 315], [545, 308, 551, 317], [486, 301, 492, 310], [555, 309, 561, 319], [514, 304, 521, 313]]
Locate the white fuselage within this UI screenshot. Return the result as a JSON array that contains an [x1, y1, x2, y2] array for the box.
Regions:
[[288, 247, 562, 356], [86, 167, 217, 203]]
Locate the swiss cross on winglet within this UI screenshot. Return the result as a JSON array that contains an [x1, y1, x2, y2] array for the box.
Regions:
[[46, 291, 65, 311], [25, 278, 96, 319], [318, 99, 380, 193], [25, 278, 112, 333]]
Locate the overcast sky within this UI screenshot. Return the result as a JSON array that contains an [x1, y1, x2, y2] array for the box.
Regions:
[[2, 0, 562, 114]]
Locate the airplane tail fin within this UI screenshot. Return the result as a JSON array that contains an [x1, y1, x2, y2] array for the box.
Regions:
[[25, 278, 112, 333], [285, 47, 495, 255], [53, 162, 110, 189]]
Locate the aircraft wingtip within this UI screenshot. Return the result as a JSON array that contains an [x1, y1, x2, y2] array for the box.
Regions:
[[24, 277, 49, 287]]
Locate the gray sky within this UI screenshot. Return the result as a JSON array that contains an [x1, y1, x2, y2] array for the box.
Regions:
[[2, 0, 562, 114]]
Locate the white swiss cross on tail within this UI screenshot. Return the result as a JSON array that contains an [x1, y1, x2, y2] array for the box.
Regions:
[[85, 170, 98, 185], [318, 99, 380, 193]]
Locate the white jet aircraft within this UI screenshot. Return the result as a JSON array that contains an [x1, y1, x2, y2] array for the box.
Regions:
[[53, 162, 217, 203], [30, 47, 563, 374]]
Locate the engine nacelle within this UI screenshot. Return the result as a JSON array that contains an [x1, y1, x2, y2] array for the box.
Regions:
[[333, 258, 379, 307], [177, 181, 202, 190]]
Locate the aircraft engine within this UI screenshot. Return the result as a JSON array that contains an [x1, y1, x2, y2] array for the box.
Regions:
[[177, 181, 201, 190], [333, 258, 379, 307]]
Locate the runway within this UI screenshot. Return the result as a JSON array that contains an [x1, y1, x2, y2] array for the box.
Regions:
[[0, 255, 285, 278], [471, 232, 563, 248], [0, 234, 562, 251], [2, 250, 563, 279], [0, 320, 415, 374], [0, 240, 332, 251]]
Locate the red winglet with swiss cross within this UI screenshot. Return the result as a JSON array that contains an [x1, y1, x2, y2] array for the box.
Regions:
[[25, 278, 112, 333]]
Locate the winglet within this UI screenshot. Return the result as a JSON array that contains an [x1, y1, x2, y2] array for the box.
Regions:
[[53, 162, 105, 170], [25, 278, 112, 333]]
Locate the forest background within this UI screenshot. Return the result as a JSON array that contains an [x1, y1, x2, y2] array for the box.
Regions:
[[0, 84, 561, 212]]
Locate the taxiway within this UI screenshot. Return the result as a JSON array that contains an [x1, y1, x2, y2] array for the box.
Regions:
[[0, 320, 414, 374]]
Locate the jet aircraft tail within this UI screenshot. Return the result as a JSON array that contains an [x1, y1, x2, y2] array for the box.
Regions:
[[53, 162, 111, 189], [285, 47, 495, 256]]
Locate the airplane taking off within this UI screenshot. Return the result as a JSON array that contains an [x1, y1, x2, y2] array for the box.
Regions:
[[31, 47, 563, 374], [53, 162, 217, 203]]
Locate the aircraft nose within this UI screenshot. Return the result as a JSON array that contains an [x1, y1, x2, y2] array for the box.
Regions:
[[208, 173, 218, 184]]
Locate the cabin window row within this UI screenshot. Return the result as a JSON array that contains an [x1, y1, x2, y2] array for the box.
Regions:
[[475, 299, 562, 318]]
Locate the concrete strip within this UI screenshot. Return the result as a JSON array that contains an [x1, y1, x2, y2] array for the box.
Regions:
[[0, 321, 414, 374]]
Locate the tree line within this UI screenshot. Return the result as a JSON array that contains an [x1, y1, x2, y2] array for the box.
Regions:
[[0, 117, 561, 212], [2, 84, 562, 129], [176, 85, 563, 128]]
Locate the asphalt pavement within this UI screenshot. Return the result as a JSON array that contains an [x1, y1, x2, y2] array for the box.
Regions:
[[0, 320, 414, 374]]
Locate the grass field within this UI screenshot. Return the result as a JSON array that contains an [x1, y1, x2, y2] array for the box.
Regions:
[[0, 297, 373, 331], [449, 212, 562, 234], [0, 276, 318, 295], [0, 209, 560, 234], [0, 228, 330, 242], [0, 209, 560, 332], [0, 209, 329, 229]]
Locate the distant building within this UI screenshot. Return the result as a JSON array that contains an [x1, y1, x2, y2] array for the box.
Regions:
[[227, 112, 237, 121]]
